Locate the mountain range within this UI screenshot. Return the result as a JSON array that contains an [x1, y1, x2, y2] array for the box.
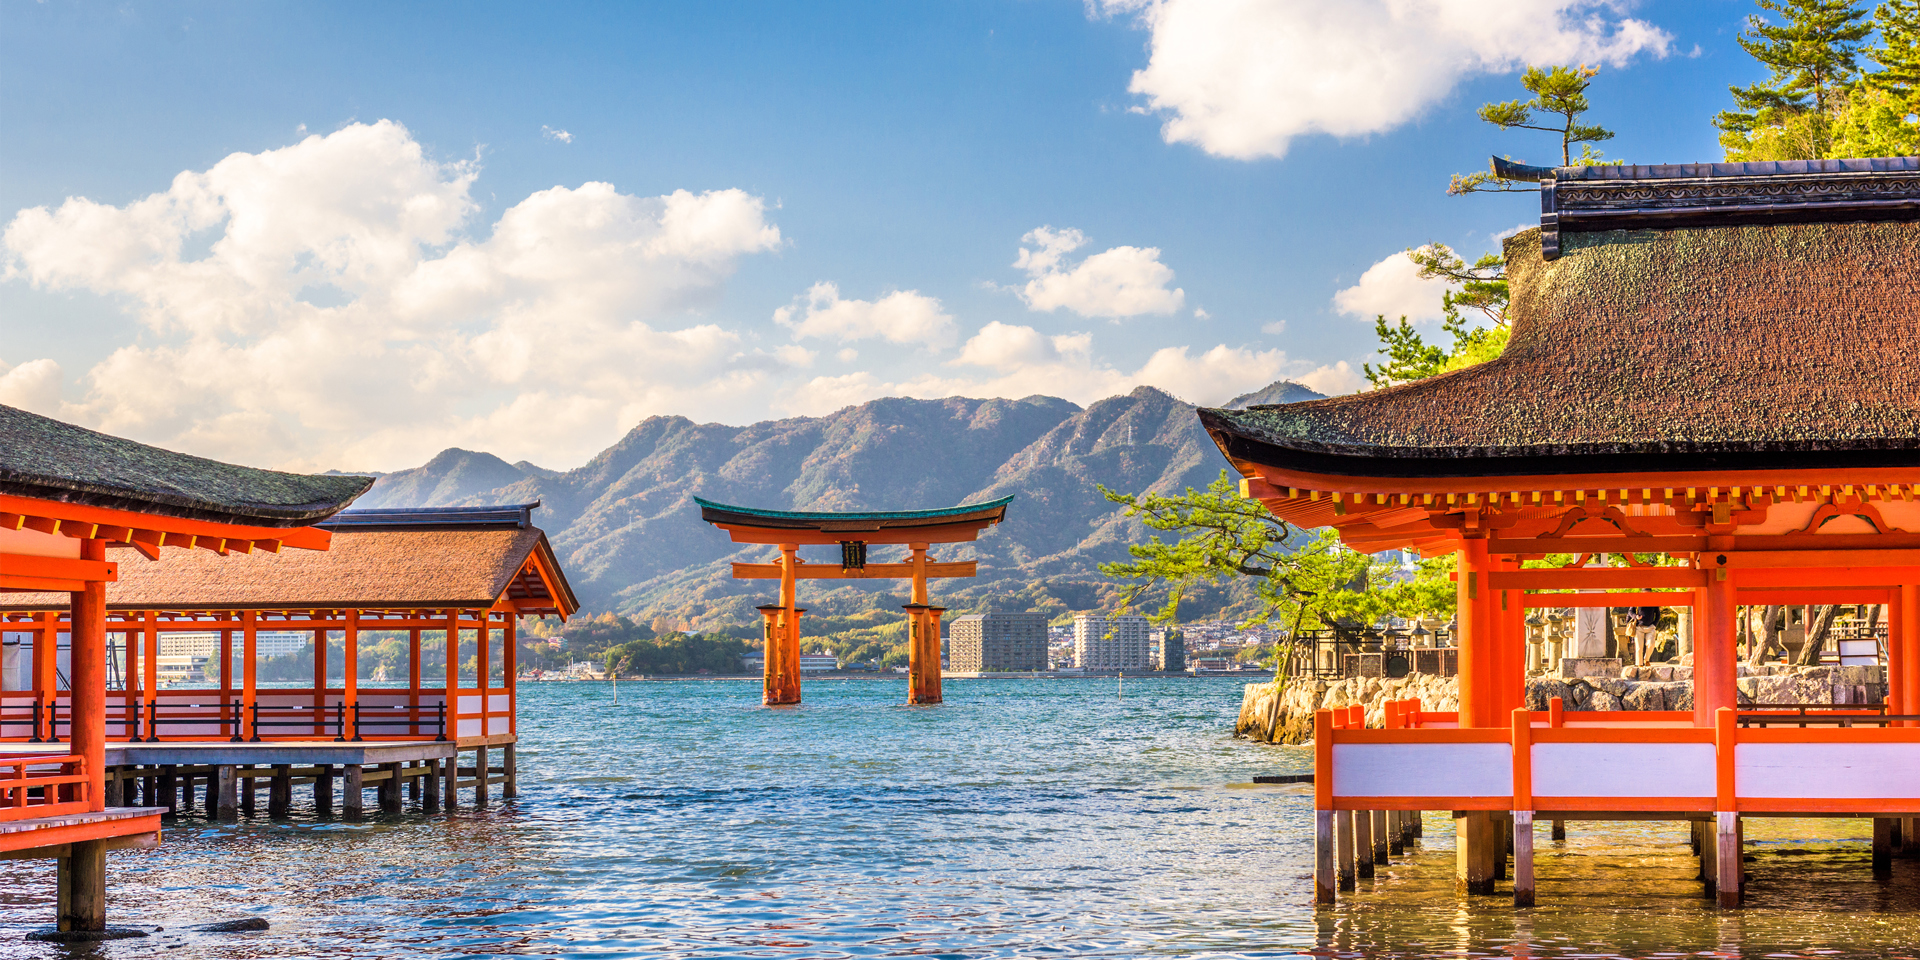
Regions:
[[342, 380, 1322, 630]]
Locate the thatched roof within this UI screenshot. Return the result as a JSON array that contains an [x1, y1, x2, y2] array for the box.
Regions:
[[0, 403, 371, 526], [0, 520, 577, 616], [1202, 210, 1920, 479]]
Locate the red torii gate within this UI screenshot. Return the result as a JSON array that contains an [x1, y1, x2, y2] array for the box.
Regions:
[[696, 497, 1012, 705]]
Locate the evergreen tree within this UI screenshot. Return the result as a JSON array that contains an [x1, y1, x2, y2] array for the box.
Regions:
[[1451, 65, 1618, 194], [1716, 0, 1874, 159]]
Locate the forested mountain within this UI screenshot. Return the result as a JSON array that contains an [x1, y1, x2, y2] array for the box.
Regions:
[[345, 381, 1321, 630]]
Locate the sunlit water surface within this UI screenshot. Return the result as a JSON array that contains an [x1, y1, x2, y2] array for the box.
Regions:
[[3, 679, 1919, 958]]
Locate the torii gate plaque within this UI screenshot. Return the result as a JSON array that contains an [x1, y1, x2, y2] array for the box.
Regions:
[[695, 496, 1012, 705]]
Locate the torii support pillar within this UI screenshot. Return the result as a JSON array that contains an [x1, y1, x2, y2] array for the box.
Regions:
[[904, 603, 944, 705], [758, 599, 804, 707]]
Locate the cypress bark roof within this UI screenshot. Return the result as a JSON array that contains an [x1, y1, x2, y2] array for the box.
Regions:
[[0, 525, 576, 615], [1201, 216, 1920, 478], [0, 403, 372, 526]]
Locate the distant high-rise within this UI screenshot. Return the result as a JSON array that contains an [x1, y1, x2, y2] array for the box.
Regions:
[[1153, 627, 1186, 673], [1074, 614, 1151, 670], [949, 613, 1048, 672]]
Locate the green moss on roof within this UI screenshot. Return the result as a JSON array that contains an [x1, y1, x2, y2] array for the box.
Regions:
[[0, 403, 373, 526]]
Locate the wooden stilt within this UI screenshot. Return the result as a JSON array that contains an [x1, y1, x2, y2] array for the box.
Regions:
[[241, 768, 255, 815], [409, 762, 422, 805], [316, 764, 334, 815], [503, 743, 518, 799], [268, 763, 291, 817], [1874, 817, 1894, 879], [1551, 819, 1566, 841], [1456, 812, 1496, 894], [474, 744, 489, 808], [344, 764, 364, 817], [1355, 808, 1375, 879], [1371, 809, 1389, 864], [215, 765, 237, 820], [1512, 811, 1535, 907], [159, 766, 177, 812], [1716, 812, 1742, 908], [1336, 807, 1356, 891], [1314, 810, 1336, 904], [425, 758, 443, 812], [102, 772, 122, 808], [1388, 810, 1406, 856], [443, 750, 461, 812], [1412, 811, 1423, 838], [58, 840, 107, 933], [380, 762, 402, 812], [1493, 812, 1509, 881]]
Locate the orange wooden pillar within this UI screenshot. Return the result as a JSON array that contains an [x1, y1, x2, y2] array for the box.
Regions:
[[141, 611, 157, 716], [505, 615, 518, 737], [69, 540, 107, 813], [242, 612, 258, 742], [1456, 538, 1496, 728], [344, 611, 360, 737], [31, 613, 55, 741], [445, 609, 461, 735], [1695, 544, 1738, 727], [1901, 583, 1920, 719], [1497, 555, 1526, 718], [905, 603, 944, 705], [763, 545, 803, 706]]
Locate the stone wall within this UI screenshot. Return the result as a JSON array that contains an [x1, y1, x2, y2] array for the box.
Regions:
[[1236, 663, 1889, 745]]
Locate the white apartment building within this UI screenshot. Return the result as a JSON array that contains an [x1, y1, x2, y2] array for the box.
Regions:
[[1073, 614, 1152, 670], [156, 630, 311, 658]]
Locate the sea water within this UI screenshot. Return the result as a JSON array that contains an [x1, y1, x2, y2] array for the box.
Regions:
[[2, 678, 1919, 958]]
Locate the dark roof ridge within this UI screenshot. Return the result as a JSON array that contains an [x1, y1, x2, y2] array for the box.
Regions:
[[319, 503, 541, 530], [0, 403, 372, 527]]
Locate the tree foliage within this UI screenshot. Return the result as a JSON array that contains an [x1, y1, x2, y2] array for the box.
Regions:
[[1361, 245, 1512, 390], [1096, 471, 1456, 643], [1451, 65, 1621, 195], [1717, 0, 1920, 159]]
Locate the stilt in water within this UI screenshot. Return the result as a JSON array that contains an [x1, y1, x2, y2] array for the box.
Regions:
[[474, 744, 490, 808], [1512, 811, 1536, 907], [1371, 810, 1389, 865], [503, 744, 518, 800], [1551, 819, 1566, 841], [344, 765, 364, 818], [1874, 817, 1894, 879], [1456, 812, 1497, 895], [1355, 809, 1375, 879], [1715, 812, 1743, 908], [1336, 808, 1356, 891], [1313, 810, 1336, 904]]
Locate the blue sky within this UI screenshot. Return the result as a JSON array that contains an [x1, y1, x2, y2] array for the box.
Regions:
[[1, 1, 1770, 471]]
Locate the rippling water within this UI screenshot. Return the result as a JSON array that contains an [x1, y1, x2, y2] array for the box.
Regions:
[[4, 678, 1919, 958]]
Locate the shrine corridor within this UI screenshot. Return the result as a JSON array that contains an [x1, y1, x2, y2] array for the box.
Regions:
[[2, 679, 1916, 958]]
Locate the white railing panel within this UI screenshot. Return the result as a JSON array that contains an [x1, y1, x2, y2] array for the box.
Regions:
[[1332, 743, 1510, 798], [1532, 743, 1715, 798], [1738, 743, 1920, 799]]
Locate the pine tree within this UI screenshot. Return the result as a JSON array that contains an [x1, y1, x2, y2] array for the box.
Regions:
[[1864, 0, 1920, 92], [1716, 0, 1874, 160], [1450, 65, 1618, 194]]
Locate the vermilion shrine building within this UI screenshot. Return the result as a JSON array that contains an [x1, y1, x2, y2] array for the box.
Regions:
[[1, 405, 576, 938], [1200, 158, 1920, 908]]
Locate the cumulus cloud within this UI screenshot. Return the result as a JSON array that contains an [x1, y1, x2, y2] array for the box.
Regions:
[[1097, 0, 1672, 160], [1014, 226, 1184, 318], [542, 126, 574, 143], [2, 119, 785, 470], [775, 319, 1353, 416], [774, 282, 957, 347], [1332, 249, 1453, 323], [0, 357, 62, 414]]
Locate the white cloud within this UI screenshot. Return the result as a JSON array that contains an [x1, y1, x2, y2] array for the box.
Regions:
[[0, 357, 62, 414], [1332, 249, 1453, 323], [2, 119, 785, 470], [1260, 320, 1286, 335], [542, 126, 573, 143], [773, 282, 956, 347], [775, 320, 1350, 416], [1097, 0, 1673, 160], [1014, 226, 1184, 318], [1298, 360, 1362, 396], [1193, 307, 1210, 319]]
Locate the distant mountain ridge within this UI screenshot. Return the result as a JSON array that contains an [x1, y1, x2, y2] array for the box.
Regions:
[[345, 381, 1322, 628]]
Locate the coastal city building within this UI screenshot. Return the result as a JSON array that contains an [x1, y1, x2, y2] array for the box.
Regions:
[[741, 653, 841, 674], [948, 612, 1048, 672], [1150, 627, 1186, 673], [1073, 614, 1151, 670]]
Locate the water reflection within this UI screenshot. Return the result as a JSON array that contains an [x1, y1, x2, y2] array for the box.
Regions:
[[0, 679, 1916, 958]]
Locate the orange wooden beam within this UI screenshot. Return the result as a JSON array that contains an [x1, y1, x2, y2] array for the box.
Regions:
[[0, 555, 117, 583], [0, 495, 329, 552], [1489, 568, 1707, 591], [711, 521, 994, 546], [729, 560, 977, 580]]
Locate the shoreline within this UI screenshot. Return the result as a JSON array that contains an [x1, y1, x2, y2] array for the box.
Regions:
[[519, 672, 1256, 683]]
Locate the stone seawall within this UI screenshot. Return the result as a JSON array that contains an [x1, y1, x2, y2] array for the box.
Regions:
[[1236, 663, 1889, 745]]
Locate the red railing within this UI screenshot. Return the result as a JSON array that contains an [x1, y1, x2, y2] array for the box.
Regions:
[[0, 753, 89, 822]]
